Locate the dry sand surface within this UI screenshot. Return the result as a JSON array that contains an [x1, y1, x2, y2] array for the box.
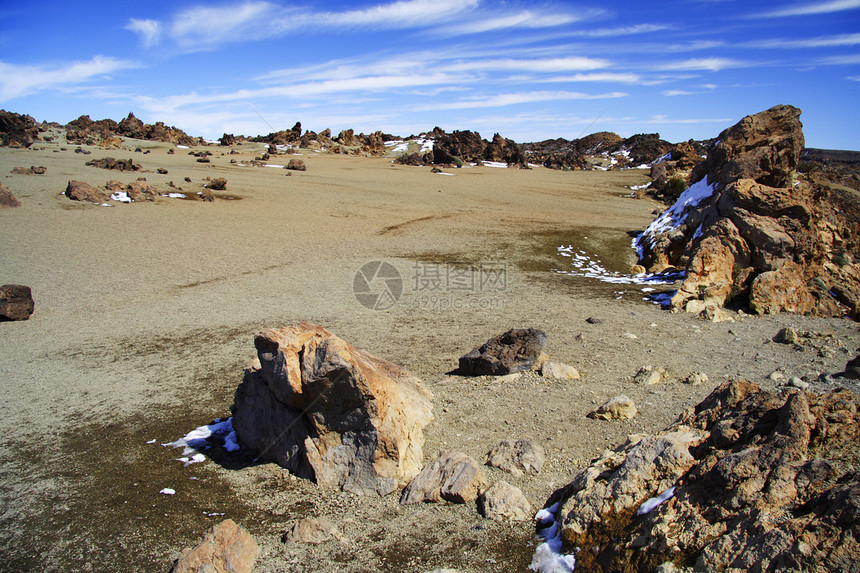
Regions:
[[1, 135, 858, 572]]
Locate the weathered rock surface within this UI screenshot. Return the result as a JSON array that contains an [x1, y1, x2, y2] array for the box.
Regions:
[[540, 361, 580, 380], [478, 481, 531, 521], [0, 110, 39, 147], [125, 180, 159, 202], [458, 328, 547, 375], [170, 519, 258, 573], [282, 518, 340, 544], [0, 183, 21, 209], [400, 451, 487, 504], [11, 166, 46, 175], [549, 380, 860, 572], [637, 104, 860, 319], [286, 158, 306, 171], [0, 285, 34, 321], [486, 438, 545, 477], [65, 180, 110, 204], [231, 322, 433, 495], [587, 395, 637, 420], [85, 157, 141, 171]]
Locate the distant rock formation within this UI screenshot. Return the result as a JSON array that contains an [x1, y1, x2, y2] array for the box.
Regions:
[[0, 110, 40, 148], [637, 104, 860, 319], [545, 380, 860, 572], [523, 131, 673, 171], [231, 322, 434, 495], [66, 113, 199, 146]]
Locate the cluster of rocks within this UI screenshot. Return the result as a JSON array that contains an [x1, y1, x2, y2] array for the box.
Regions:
[[85, 157, 141, 172], [522, 131, 679, 171], [0, 110, 41, 147], [637, 104, 860, 320], [65, 179, 162, 204], [545, 379, 860, 571], [66, 113, 200, 147], [11, 165, 46, 175]]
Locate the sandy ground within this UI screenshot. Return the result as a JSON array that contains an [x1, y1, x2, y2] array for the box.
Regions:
[[1, 134, 858, 572]]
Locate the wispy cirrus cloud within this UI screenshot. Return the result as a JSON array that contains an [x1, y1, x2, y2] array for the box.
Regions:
[[755, 0, 860, 17], [125, 18, 162, 48], [745, 32, 860, 49], [653, 57, 750, 71], [0, 56, 137, 102], [417, 90, 627, 110]]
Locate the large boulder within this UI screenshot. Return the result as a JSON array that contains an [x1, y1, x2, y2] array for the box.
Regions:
[[544, 380, 860, 572], [0, 285, 34, 321], [65, 180, 110, 204], [458, 328, 547, 375], [230, 322, 433, 495], [636, 104, 860, 318], [170, 519, 258, 573], [399, 451, 487, 504]]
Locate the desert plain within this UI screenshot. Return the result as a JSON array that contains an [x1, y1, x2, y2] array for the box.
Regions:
[[1, 134, 858, 572]]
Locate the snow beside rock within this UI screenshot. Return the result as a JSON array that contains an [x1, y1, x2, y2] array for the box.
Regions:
[[636, 178, 716, 256]]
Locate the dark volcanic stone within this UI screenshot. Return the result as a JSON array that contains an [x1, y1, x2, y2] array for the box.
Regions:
[[459, 328, 547, 375]]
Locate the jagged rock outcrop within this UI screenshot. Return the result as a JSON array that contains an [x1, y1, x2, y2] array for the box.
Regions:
[[0, 110, 40, 148], [85, 157, 141, 172], [230, 322, 433, 495], [218, 133, 236, 146], [66, 113, 198, 146], [431, 130, 486, 165], [546, 380, 860, 572], [636, 104, 860, 318], [484, 133, 526, 167], [458, 328, 547, 375]]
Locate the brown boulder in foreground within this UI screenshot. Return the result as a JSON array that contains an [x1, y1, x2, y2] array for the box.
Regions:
[[637, 104, 860, 319], [0, 285, 34, 321], [231, 322, 433, 495], [0, 183, 21, 209], [458, 328, 547, 375], [170, 519, 258, 573], [549, 380, 860, 572]]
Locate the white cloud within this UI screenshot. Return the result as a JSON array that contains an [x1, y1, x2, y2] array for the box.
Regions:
[[440, 9, 587, 35], [0, 56, 137, 102], [746, 32, 860, 49], [126, 18, 162, 48], [756, 0, 860, 17], [654, 57, 748, 71], [542, 72, 643, 84], [418, 90, 627, 110], [663, 89, 695, 96], [568, 23, 668, 37], [319, 0, 479, 27]]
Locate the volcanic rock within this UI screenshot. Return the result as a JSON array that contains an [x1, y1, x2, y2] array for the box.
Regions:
[[547, 380, 860, 572], [0, 183, 21, 209], [484, 133, 526, 167], [434, 130, 486, 165], [219, 133, 236, 146], [0, 285, 34, 321], [458, 328, 547, 376], [636, 104, 860, 319], [230, 323, 433, 495], [286, 159, 306, 171], [170, 519, 258, 573], [486, 438, 545, 477], [478, 481, 531, 521], [400, 451, 487, 504], [282, 518, 340, 544], [207, 177, 227, 191], [65, 180, 109, 204], [11, 166, 46, 175], [0, 110, 39, 148], [587, 395, 638, 420], [85, 157, 141, 172], [125, 180, 159, 202], [540, 361, 580, 380]]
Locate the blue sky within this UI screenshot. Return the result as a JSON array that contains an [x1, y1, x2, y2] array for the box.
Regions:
[[1, 1, 858, 148]]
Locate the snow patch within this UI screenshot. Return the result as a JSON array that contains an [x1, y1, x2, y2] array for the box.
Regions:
[[483, 161, 508, 168], [636, 178, 716, 257], [162, 418, 240, 464], [637, 486, 677, 515], [166, 193, 186, 199], [160, 488, 176, 495], [530, 502, 576, 572], [110, 191, 132, 203], [556, 245, 680, 286]]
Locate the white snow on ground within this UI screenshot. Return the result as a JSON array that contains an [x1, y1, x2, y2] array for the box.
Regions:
[[264, 164, 286, 168], [556, 245, 680, 286], [419, 138, 434, 153], [435, 172, 454, 176], [160, 488, 176, 495], [637, 486, 677, 515], [530, 503, 576, 572], [483, 161, 509, 168], [166, 193, 186, 198], [651, 152, 672, 165], [635, 178, 716, 257], [176, 145, 189, 149], [110, 191, 132, 203], [628, 183, 650, 191], [162, 418, 239, 464]]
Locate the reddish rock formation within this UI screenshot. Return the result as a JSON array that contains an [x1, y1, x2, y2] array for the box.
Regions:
[[170, 519, 258, 573], [0, 183, 21, 209], [230, 323, 433, 495], [637, 105, 860, 318], [546, 380, 860, 572], [0, 285, 34, 321], [85, 157, 141, 172], [65, 180, 110, 204], [0, 110, 40, 148]]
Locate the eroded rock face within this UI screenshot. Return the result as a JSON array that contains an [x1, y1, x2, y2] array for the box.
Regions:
[[231, 322, 433, 495], [400, 451, 487, 504], [170, 519, 258, 573], [0, 110, 39, 148], [549, 380, 860, 572], [637, 104, 860, 318]]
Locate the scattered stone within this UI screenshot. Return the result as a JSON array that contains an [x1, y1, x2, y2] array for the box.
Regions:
[[200, 188, 215, 202], [587, 395, 637, 420], [286, 158, 307, 171], [495, 372, 522, 384], [207, 177, 227, 190], [773, 327, 800, 344], [184, 177, 192, 182], [282, 518, 340, 544], [11, 166, 46, 175], [768, 370, 787, 382], [485, 438, 545, 477], [85, 157, 140, 171], [0, 183, 21, 209], [549, 380, 860, 572], [540, 361, 581, 380], [400, 451, 487, 505], [682, 372, 709, 386], [196, 157, 210, 163], [458, 328, 547, 376], [125, 180, 159, 202], [65, 180, 109, 204], [156, 168, 168, 174], [0, 285, 34, 321], [170, 519, 258, 573], [231, 322, 433, 495], [585, 317, 602, 324], [633, 365, 665, 385], [699, 305, 734, 322], [787, 377, 810, 390], [478, 481, 531, 521], [74, 147, 91, 155], [104, 180, 124, 191]]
